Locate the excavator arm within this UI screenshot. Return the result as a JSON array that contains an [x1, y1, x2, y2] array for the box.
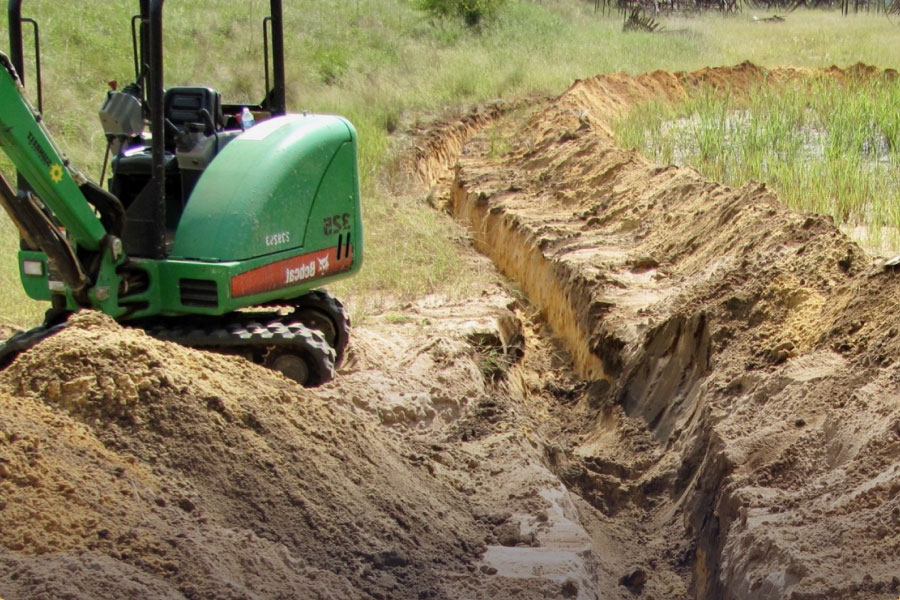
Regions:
[[0, 52, 127, 311]]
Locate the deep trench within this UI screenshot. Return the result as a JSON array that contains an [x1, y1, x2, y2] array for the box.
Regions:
[[406, 64, 900, 598], [454, 177, 735, 598], [412, 103, 744, 599]]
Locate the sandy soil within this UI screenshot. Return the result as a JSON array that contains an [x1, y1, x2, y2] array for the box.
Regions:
[[2, 62, 900, 600]]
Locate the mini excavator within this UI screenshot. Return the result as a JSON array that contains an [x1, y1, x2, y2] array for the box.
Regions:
[[0, 0, 362, 386]]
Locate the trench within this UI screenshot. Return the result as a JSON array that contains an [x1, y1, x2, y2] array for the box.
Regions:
[[412, 98, 736, 600], [408, 63, 883, 599], [448, 169, 731, 598]]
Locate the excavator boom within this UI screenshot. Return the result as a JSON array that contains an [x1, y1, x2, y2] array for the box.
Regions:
[[0, 54, 108, 251]]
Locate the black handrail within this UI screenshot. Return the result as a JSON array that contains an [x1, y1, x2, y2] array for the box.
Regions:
[[21, 17, 40, 113], [263, 16, 271, 101], [269, 0, 285, 116], [7, 1, 41, 113], [131, 14, 141, 82], [7, 0, 23, 81], [149, 0, 165, 259]]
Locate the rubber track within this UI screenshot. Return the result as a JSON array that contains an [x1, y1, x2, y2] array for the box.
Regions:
[[142, 316, 336, 382], [0, 322, 67, 368], [0, 298, 342, 385], [289, 289, 350, 366]]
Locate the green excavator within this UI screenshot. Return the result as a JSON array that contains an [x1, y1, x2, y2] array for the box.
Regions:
[[0, 0, 363, 386]]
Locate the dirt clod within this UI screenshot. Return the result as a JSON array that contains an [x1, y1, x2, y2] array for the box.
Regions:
[[619, 568, 648, 593], [494, 522, 522, 547]]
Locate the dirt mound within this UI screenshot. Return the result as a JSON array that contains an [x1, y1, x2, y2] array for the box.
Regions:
[[0, 312, 487, 599]]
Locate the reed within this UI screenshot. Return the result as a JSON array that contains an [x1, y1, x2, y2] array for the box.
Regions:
[[614, 75, 900, 253]]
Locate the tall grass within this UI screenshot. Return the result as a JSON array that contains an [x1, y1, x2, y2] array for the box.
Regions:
[[615, 75, 900, 252], [2, 2, 900, 325]]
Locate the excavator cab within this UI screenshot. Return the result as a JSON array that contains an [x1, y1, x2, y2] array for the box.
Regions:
[[110, 85, 224, 204], [105, 83, 231, 253], [0, 0, 363, 386], [96, 1, 291, 257]]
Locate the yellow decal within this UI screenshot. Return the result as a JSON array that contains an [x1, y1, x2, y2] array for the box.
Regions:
[[49, 164, 63, 183]]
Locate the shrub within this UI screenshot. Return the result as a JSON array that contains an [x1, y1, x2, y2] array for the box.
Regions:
[[419, 0, 505, 26], [311, 45, 349, 85]]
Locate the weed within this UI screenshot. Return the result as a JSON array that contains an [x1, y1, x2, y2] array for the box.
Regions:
[[419, 0, 506, 26], [488, 124, 512, 157], [472, 341, 513, 381], [383, 312, 414, 324], [311, 45, 350, 85], [0, 212, 43, 325]]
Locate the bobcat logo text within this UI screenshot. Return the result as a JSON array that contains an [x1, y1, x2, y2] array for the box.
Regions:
[[284, 261, 316, 284]]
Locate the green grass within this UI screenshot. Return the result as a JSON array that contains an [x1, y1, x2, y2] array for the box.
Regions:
[[2, 2, 900, 326], [615, 75, 900, 252]]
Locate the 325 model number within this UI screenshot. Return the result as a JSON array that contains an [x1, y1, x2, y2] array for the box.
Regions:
[[323, 213, 351, 236]]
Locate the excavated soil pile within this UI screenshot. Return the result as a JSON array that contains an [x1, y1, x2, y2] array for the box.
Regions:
[[0, 312, 489, 600], [412, 61, 900, 598], [3, 62, 900, 600]]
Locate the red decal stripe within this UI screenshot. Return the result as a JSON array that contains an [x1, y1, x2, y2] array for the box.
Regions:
[[231, 245, 353, 298]]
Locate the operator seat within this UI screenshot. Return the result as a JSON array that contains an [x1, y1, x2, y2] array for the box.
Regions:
[[111, 86, 223, 205], [163, 86, 224, 148]]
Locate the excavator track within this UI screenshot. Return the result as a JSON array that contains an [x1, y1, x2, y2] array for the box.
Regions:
[[141, 313, 336, 387], [276, 289, 350, 366], [0, 291, 347, 387], [0, 322, 67, 369], [136, 289, 350, 387]]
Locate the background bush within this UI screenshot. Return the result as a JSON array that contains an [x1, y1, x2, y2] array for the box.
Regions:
[[419, 0, 506, 25]]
